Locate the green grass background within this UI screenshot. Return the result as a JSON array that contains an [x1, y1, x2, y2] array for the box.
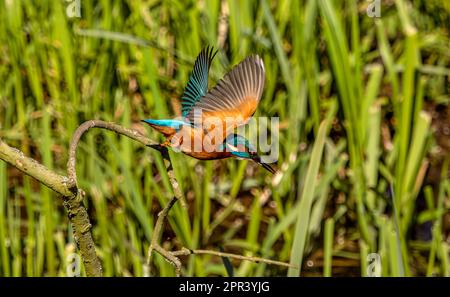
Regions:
[[0, 0, 449, 276]]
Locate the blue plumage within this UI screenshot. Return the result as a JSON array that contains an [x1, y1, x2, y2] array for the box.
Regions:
[[141, 119, 189, 130], [180, 46, 217, 117], [230, 151, 251, 159], [141, 47, 276, 174]]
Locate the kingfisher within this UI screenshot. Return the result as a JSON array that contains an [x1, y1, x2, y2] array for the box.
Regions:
[[142, 46, 275, 174]]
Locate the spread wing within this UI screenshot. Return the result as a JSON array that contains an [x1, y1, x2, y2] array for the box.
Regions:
[[180, 46, 217, 117], [186, 55, 265, 135]]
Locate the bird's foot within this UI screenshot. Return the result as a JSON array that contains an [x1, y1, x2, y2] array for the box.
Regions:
[[160, 139, 171, 147], [146, 140, 171, 152]]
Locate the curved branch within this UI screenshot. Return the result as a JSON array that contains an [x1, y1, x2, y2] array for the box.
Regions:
[[172, 248, 298, 269], [67, 120, 187, 207], [0, 137, 102, 276], [2, 120, 294, 277], [1, 120, 162, 277], [67, 120, 158, 188], [146, 194, 298, 277], [66, 120, 190, 276], [0, 139, 75, 196]]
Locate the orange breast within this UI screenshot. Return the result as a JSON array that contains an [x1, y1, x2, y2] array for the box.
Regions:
[[167, 125, 232, 160], [183, 150, 232, 160]]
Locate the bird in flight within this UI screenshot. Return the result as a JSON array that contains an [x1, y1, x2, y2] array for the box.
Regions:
[[142, 46, 275, 174]]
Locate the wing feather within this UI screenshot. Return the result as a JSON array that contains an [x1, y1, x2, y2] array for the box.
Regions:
[[187, 55, 265, 131], [180, 46, 217, 117]]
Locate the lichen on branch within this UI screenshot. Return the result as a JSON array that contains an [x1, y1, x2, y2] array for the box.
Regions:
[[0, 120, 296, 277]]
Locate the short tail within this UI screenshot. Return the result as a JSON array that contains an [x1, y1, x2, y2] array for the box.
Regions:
[[141, 119, 188, 136]]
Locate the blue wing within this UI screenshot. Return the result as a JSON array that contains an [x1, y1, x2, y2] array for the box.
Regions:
[[141, 119, 188, 129], [181, 46, 217, 117]]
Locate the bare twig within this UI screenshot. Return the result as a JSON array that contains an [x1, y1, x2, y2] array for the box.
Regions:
[[145, 189, 298, 276], [0, 120, 157, 277], [146, 195, 180, 276], [160, 149, 187, 208], [172, 248, 298, 269], [1, 119, 295, 277], [67, 120, 157, 188], [0, 139, 74, 196], [63, 190, 103, 276], [67, 120, 186, 208], [65, 120, 163, 276]]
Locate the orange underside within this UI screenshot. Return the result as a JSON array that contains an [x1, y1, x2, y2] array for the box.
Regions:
[[147, 98, 258, 160], [147, 123, 176, 136], [149, 124, 233, 160]]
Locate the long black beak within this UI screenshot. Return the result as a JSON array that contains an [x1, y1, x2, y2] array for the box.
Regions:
[[260, 162, 276, 174], [252, 156, 276, 174]]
